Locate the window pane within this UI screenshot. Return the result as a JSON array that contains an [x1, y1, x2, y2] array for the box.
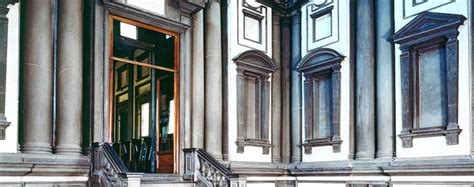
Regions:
[[113, 20, 175, 70], [419, 47, 447, 128], [140, 103, 150, 137], [158, 71, 175, 152], [119, 22, 137, 40]]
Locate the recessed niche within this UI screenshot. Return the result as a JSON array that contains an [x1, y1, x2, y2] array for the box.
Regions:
[[313, 12, 332, 41], [244, 16, 261, 43]]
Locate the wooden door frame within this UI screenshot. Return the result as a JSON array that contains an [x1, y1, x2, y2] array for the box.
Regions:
[[107, 14, 181, 173]]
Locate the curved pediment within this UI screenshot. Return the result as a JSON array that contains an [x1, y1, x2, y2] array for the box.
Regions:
[[296, 48, 344, 73], [232, 50, 277, 73], [393, 12, 466, 44]]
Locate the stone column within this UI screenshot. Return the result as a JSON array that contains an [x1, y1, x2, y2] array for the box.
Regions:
[[375, 0, 394, 159], [0, 0, 16, 140], [355, 0, 375, 160], [281, 16, 291, 164], [204, 0, 223, 159], [55, 0, 83, 155], [21, 0, 53, 154], [192, 10, 205, 149], [271, 13, 282, 163], [290, 11, 302, 163]]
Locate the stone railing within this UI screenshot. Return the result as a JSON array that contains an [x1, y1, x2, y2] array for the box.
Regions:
[[183, 148, 238, 187], [92, 143, 143, 187]]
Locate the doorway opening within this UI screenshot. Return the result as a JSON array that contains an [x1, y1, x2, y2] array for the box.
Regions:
[[108, 15, 179, 173]]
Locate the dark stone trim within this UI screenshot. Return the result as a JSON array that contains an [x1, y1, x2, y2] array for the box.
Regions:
[[296, 48, 344, 154], [302, 137, 343, 154], [235, 139, 272, 155], [309, 5, 333, 19], [256, 0, 309, 17], [0, 0, 17, 6], [233, 50, 277, 155], [393, 12, 466, 148], [310, 5, 334, 43], [242, 8, 264, 44], [0, 121, 9, 140], [222, 0, 229, 161], [411, 0, 428, 6], [179, 0, 205, 16]]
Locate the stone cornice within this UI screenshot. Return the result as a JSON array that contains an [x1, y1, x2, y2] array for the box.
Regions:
[[179, 0, 205, 16], [257, 0, 307, 17]]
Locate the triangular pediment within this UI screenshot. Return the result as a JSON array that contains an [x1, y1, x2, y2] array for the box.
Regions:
[[393, 12, 466, 44]]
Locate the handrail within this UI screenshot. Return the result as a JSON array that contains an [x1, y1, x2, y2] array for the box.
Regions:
[[92, 142, 143, 186], [103, 143, 129, 173], [196, 149, 232, 176], [184, 148, 236, 187]]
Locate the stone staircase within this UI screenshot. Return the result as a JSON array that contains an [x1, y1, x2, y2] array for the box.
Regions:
[[140, 173, 196, 187], [91, 143, 231, 187]]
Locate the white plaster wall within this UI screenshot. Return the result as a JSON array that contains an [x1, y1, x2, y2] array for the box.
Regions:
[[300, 0, 351, 162], [227, 0, 273, 162], [125, 0, 166, 15], [0, 4, 19, 153], [394, 0, 471, 158]]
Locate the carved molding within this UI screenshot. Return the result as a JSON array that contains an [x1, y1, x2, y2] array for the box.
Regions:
[[296, 48, 344, 154], [179, 0, 205, 16], [237, 0, 269, 52], [304, 0, 339, 52], [403, 0, 455, 19], [92, 143, 144, 186], [393, 12, 466, 148], [183, 148, 233, 186], [256, 0, 308, 16], [233, 50, 277, 155]]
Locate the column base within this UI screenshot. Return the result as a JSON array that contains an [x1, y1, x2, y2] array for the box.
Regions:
[[290, 157, 301, 163], [21, 142, 52, 154], [55, 144, 83, 155], [355, 151, 374, 160], [375, 152, 394, 160]]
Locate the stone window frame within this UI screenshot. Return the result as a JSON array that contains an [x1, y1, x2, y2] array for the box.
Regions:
[[310, 5, 333, 43], [296, 48, 344, 154], [393, 12, 466, 148], [233, 50, 277, 155]]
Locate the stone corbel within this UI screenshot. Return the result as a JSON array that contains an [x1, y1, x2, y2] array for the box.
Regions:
[[0, 116, 9, 140]]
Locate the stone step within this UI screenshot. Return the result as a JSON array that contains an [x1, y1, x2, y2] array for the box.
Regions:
[[140, 173, 196, 187], [141, 184, 195, 187]]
